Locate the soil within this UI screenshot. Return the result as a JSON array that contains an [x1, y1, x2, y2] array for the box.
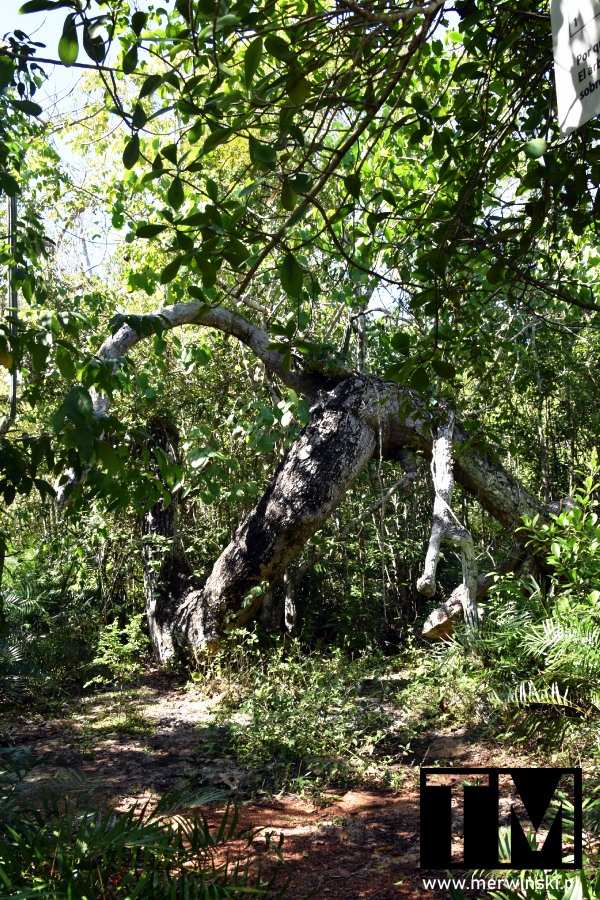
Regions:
[[1, 671, 541, 899]]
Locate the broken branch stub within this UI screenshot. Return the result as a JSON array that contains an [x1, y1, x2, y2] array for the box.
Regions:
[[417, 410, 479, 631]]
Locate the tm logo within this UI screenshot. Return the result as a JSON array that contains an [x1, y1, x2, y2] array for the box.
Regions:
[[420, 767, 582, 869]]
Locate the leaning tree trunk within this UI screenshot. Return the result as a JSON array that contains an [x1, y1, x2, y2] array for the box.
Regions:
[[156, 373, 550, 658], [172, 376, 378, 656], [142, 416, 194, 664], [417, 408, 479, 630], [60, 302, 560, 659]]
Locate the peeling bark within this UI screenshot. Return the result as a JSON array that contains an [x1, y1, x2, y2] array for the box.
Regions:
[[416, 410, 479, 629]]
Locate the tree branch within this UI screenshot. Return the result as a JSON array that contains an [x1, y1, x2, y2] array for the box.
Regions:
[[417, 409, 479, 629], [228, 7, 442, 302], [337, 0, 448, 24], [94, 302, 322, 417]]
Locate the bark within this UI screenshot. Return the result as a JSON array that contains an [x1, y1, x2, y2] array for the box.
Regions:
[[416, 410, 479, 630], [141, 416, 194, 664], [173, 376, 378, 655]]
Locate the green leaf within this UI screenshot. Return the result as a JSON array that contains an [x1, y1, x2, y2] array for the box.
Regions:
[[244, 37, 263, 86], [199, 259, 217, 287], [188, 120, 203, 144], [215, 13, 238, 31], [431, 129, 445, 159], [410, 366, 430, 392], [55, 345, 76, 380], [287, 75, 310, 104], [280, 252, 303, 297], [19, 0, 71, 12], [0, 171, 19, 196], [410, 93, 429, 112], [34, 478, 56, 499], [82, 23, 106, 63], [175, 0, 194, 21], [53, 386, 94, 431], [58, 13, 79, 67], [136, 223, 168, 238], [523, 138, 547, 159], [140, 73, 163, 99], [289, 172, 312, 193], [131, 11, 147, 36], [281, 181, 297, 211], [160, 256, 185, 284], [9, 98, 43, 116], [432, 359, 456, 380], [454, 61, 483, 80], [122, 43, 138, 75], [96, 440, 120, 475], [222, 239, 250, 267], [0, 58, 15, 92], [188, 285, 208, 303], [122, 133, 140, 169], [167, 176, 185, 210], [74, 427, 95, 462], [265, 34, 293, 61], [343, 173, 361, 200], [202, 128, 232, 155], [383, 360, 410, 381], [390, 331, 410, 354], [131, 103, 147, 129], [249, 135, 277, 170], [486, 260, 505, 284], [161, 143, 178, 165]]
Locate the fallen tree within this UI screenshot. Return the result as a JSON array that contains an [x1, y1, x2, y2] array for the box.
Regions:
[[73, 301, 554, 662]]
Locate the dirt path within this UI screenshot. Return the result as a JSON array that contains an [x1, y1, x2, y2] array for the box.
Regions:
[[2, 672, 537, 899]]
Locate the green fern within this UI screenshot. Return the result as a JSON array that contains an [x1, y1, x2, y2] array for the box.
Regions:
[[0, 745, 288, 898]]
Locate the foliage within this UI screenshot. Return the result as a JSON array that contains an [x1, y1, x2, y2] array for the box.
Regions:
[[524, 449, 600, 605], [1, 0, 598, 511], [196, 632, 392, 788], [0, 583, 94, 706], [0, 745, 286, 898], [0, 508, 150, 708], [86, 613, 150, 691], [85, 612, 151, 716], [419, 454, 600, 751]]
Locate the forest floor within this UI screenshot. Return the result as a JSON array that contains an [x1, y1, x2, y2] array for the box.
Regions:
[[1, 669, 550, 899]]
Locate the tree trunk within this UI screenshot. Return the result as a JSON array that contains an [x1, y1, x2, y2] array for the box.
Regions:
[[79, 305, 557, 657], [142, 416, 194, 664], [173, 376, 377, 654], [156, 375, 549, 657], [417, 409, 479, 630]]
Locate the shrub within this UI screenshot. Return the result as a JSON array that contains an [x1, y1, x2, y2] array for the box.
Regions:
[[444, 452, 600, 749], [205, 636, 391, 787]]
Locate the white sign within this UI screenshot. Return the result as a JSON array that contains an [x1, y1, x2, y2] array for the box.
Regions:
[[552, 0, 600, 133]]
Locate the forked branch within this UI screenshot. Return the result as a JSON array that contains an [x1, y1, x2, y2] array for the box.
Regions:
[[417, 409, 479, 630]]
